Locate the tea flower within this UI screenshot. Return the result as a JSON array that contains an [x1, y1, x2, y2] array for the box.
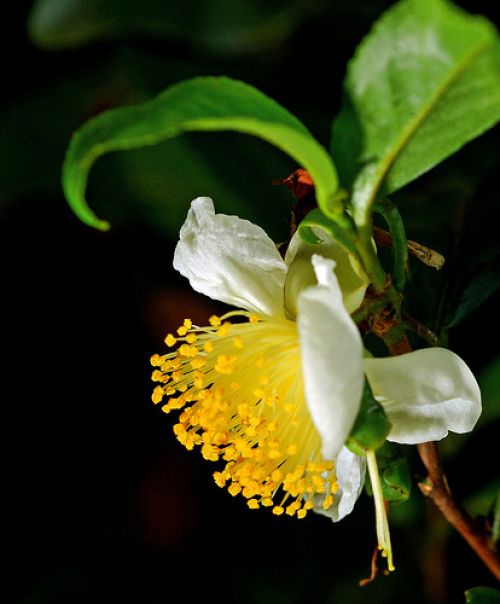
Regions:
[[151, 197, 481, 529]]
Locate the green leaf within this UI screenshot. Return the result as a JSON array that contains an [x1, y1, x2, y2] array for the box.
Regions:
[[62, 76, 339, 230], [331, 0, 500, 227], [346, 379, 392, 455], [465, 587, 500, 603]]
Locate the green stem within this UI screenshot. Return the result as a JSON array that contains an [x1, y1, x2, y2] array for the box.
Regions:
[[374, 199, 408, 292], [355, 223, 387, 294]]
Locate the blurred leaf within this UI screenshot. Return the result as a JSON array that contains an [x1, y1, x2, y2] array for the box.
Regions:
[[364, 442, 412, 503], [493, 490, 500, 547], [394, 126, 500, 336], [346, 379, 391, 455], [445, 260, 500, 329], [465, 587, 500, 603], [0, 47, 184, 208], [28, 0, 319, 55], [331, 0, 500, 227], [62, 76, 339, 230]]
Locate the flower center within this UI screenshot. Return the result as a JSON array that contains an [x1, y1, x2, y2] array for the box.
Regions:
[[151, 312, 339, 518]]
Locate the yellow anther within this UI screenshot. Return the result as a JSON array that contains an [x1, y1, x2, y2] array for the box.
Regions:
[[268, 449, 282, 460], [297, 509, 307, 519], [213, 472, 226, 488], [186, 333, 197, 344], [165, 334, 177, 347], [151, 386, 164, 404], [267, 421, 277, 432], [228, 483, 242, 497], [249, 314, 260, 323], [150, 353, 164, 366], [271, 469, 283, 483], [238, 404, 251, 419], [151, 370, 163, 382], [272, 506, 284, 516], [286, 501, 301, 516], [233, 336, 244, 349], [179, 344, 198, 358], [190, 356, 206, 369], [202, 444, 219, 461], [217, 322, 231, 337], [177, 325, 188, 336], [322, 495, 334, 510], [286, 443, 297, 455], [193, 372, 204, 389], [261, 498, 273, 507], [215, 354, 237, 375], [247, 499, 259, 509], [209, 315, 221, 326], [203, 341, 214, 353], [253, 388, 264, 398]]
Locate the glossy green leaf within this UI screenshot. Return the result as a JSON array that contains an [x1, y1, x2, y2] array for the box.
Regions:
[[331, 0, 500, 227], [346, 379, 392, 455], [465, 587, 500, 603], [62, 76, 339, 230]]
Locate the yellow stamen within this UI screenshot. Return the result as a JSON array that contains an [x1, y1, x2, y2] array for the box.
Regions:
[[150, 311, 339, 519]]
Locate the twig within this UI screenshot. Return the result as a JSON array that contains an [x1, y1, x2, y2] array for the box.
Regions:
[[381, 326, 500, 580], [359, 545, 380, 586], [417, 442, 500, 581]]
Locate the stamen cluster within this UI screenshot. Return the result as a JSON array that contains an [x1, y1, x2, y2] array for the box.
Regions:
[[151, 313, 339, 518]]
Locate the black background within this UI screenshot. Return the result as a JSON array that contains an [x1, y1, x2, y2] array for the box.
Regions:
[[1, 2, 499, 603]]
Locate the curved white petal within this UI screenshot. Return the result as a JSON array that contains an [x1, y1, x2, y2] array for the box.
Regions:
[[297, 255, 364, 460], [364, 348, 482, 444], [285, 229, 368, 315], [173, 197, 287, 317], [314, 447, 366, 522]]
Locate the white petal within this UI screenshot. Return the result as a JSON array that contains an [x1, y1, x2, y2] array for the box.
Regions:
[[173, 197, 287, 317], [364, 348, 482, 444], [285, 229, 368, 314], [297, 255, 365, 460], [314, 447, 366, 522]]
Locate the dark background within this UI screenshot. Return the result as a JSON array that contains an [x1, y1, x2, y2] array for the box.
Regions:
[[1, 1, 499, 602]]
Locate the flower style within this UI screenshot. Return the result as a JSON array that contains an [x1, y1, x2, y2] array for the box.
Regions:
[[151, 197, 481, 530]]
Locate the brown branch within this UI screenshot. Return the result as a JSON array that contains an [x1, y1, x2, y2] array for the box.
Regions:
[[417, 442, 500, 581], [380, 321, 500, 580], [373, 226, 445, 270]]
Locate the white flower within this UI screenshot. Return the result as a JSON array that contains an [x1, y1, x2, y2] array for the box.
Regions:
[[151, 197, 481, 526]]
